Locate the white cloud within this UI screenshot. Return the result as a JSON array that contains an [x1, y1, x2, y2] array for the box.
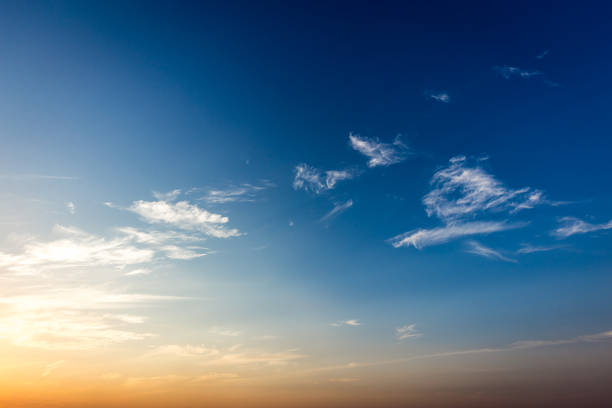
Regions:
[[153, 189, 181, 202], [465, 240, 517, 263], [390, 157, 551, 250], [293, 164, 356, 194], [128, 192, 241, 238], [396, 324, 421, 341], [325, 170, 355, 189], [495, 65, 541, 79], [201, 181, 274, 204], [0, 287, 181, 350], [330, 319, 361, 327], [125, 268, 152, 276], [426, 91, 450, 103], [516, 243, 565, 254], [0, 224, 213, 275], [349, 133, 409, 168], [389, 221, 524, 249], [536, 49, 550, 59], [552, 217, 612, 238], [320, 199, 353, 222], [423, 156, 546, 222], [66, 202, 76, 214], [0, 225, 155, 274]]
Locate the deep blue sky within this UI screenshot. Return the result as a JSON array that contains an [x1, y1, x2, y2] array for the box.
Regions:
[[1, 2, 612, 406]]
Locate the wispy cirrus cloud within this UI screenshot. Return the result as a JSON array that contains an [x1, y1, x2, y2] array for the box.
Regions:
[[330, 319, 361, 327], [320, 199, 353, 222], [0, 225, 155, 274], [494, 65, 541, 79], [465, 240, 517, 263], [310, 329, 612, 375], [0, 224, 211, 275], [0, 286, 182, 350], [124, 190, 241, 239], [536, 49, 550, 59], [389, 221, 525, 249], [516, 243, 565, 254], [551, 216, 612, 238], [293, 164, 356, 194], [349, 133, 409, 168], [424, 156, 546, 222], [396, 324, 421, 341], [425, 90, 450, 103], [390, 156, 548, 250], [200, 181, 274, 204]]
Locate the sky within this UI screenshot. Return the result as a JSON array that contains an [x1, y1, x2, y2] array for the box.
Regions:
[[1, 1, 612, 407]]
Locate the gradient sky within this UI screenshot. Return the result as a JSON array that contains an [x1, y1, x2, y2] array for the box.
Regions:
[[1, 1, 612, 407]]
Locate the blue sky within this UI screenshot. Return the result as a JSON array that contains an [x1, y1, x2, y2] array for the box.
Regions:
[[1, 2, 612, 406]]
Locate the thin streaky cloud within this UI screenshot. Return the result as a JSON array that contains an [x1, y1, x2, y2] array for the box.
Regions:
[[494, 65, 542, 79], [330, 319, 361, 327], [465, 240, 517, 263], [306, 329, 612, 373], [425, 90, 450, 103], [0, 286, 184, 350], [551, 216, 612, 238], [125, 268, 152, 276], [348, 132, 409, 168], [320, 199, 353, 222], [516, 243, 565, 254], [389, 221, 526, 249], [201, 181, 275, 204], [396, 324, 421, 341]]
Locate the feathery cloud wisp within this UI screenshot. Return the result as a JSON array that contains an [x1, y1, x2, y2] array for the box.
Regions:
[[0, 287, 182, 350], [349, 133, 409, 168], [495, 65, 541, 79], [201, 181, 274, 204], [389, 156, 548, 250], [465, 240, 517, 263], [389, 221, 525, 249], [551, 217, 612, 238], [330, 319, 361, 327], [516, 243, 565, 254], [320, 199, 353, 222], [423, 156, 546, 222], [128, 191, 241, 239], [425, 91, 450, 103], [396, 324, 421, 341], [293, 164, 356, 194]]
